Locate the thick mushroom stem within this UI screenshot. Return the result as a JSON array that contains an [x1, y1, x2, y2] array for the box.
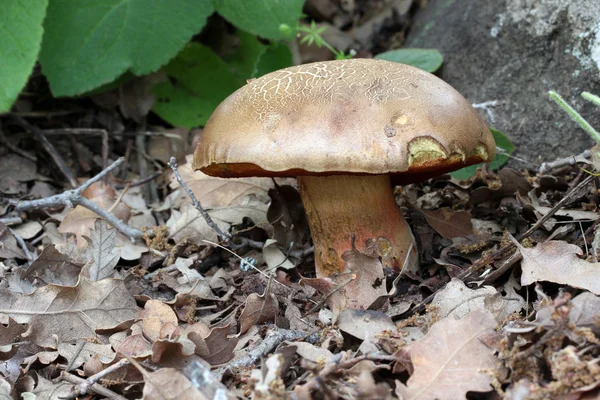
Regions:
[[297, 175, 418, 277]]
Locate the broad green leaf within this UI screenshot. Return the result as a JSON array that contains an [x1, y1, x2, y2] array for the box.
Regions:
[[39, 0, 214, 97], [0, 0, 48, 112], [213, 0, 304, 40], [224, 30, 267, 79], [152, 43, 244, 128], [254, 42, 293, 77], [375, 48, 443, 73], [451, 128, 515, 180]]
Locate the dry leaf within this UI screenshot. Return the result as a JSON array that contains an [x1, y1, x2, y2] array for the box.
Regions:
[[172, 155, 284, 208], [396, 311, 499, 400], [0, 223, 26, 259], [341, 246, 387, 310], [432, 278, 498, 319], [188, 324, 238, 365], [421, 207, 474, 239], [0, 154, 37, 195], [142, 368, 207, 400], [117, 333, 153, 359], [26, 374, 74, 399], [22, 244, 82, 286], [58, 341, 116, 370], [337, 309, 395, 340], [82, 219, 120, 281], [518, 240, 600, 294], [337, 309, 396, 354], [263, 239, 295, 271], [291, 341, 336, 366], [141, 300, 179, 342], [0, 318, 28, 346], [239, 292, 279, 335], [0, 277, 138, 347]]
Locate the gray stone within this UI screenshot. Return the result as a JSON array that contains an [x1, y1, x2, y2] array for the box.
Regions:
[[405, 0, 600, 166]]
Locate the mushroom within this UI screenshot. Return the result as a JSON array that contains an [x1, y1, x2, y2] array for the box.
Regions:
[[193, 59, 495, 278]]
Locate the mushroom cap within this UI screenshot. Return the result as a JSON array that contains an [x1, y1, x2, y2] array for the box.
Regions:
[[193, 58, 495, 183]]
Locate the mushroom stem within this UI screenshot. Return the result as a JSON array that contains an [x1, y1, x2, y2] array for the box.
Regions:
[[297, 175, 418, 277]]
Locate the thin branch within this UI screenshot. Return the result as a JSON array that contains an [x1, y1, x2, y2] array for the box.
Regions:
[[539, 149, 591, 174], [59, 371, 128, 400], [168, 157, 231, 241], [12, 114, 78, 188], [15, 158, 143, 241]]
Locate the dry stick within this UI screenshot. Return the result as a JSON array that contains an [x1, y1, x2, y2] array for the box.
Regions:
[[114, 171, 162, 190], [59, 371, 128, 400], [405, 174, 595, 317], [14, 157, 143, 241], [12, 114, 78, 188], [168, 157, 231, 241], [227, 326, 308, 369], [539, 149, 591, 174], [66, 358, 130, 399]]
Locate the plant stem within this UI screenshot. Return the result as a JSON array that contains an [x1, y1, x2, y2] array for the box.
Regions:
[[549, 90, 600, 144]]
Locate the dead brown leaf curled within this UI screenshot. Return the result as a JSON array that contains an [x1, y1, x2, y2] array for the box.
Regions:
[[239, 292, 279, 335]]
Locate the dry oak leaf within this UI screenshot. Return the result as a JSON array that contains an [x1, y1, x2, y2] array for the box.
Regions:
[[341, 245, 387, 311], [0, 317, 28, 346], [239, 292, 279, 335], [431, 278, 497, 320], [140, 300, 179, 342], [22, 244, 82, 286], [396, 311, 499, 400], [142, 367, 207, 400], [0, 277, 138, 348], [58, 341, 116, 371], [188, 323, 238, 365], [518, 240, 600, 294], [82, 219, 120, 281], [420, 207, 474, 239]]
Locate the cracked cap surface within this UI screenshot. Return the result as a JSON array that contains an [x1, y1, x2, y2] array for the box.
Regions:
[[193, 58, 495, 182]]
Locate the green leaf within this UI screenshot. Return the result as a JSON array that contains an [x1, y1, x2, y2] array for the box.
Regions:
[[39, 0, 214, 97], [254, 43, 293, 78], [152, 43, 244, 128], [223, 30, 267, 79], [0, 0, 48, 113], [375, 48, 443, 73], [450, 128, 514, 180], [213, 0, 304, 40]]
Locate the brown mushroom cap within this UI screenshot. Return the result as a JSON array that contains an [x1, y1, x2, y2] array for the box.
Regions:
[[193, 58, 495, 181]]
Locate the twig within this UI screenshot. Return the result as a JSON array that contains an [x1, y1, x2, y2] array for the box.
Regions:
[[0, 216, 23, 225], [59, 371, 128, 400], [12, 114, 78, 188], [168, 157, 231, 241], [228, 326, 308, 369], [404, 174, 594, 317], [9, 227, 35, 261], [539, 149, 591, 174], [68, 358, 130, 398], [14, 158, 143, 241], [114, 172, 162, 189]]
